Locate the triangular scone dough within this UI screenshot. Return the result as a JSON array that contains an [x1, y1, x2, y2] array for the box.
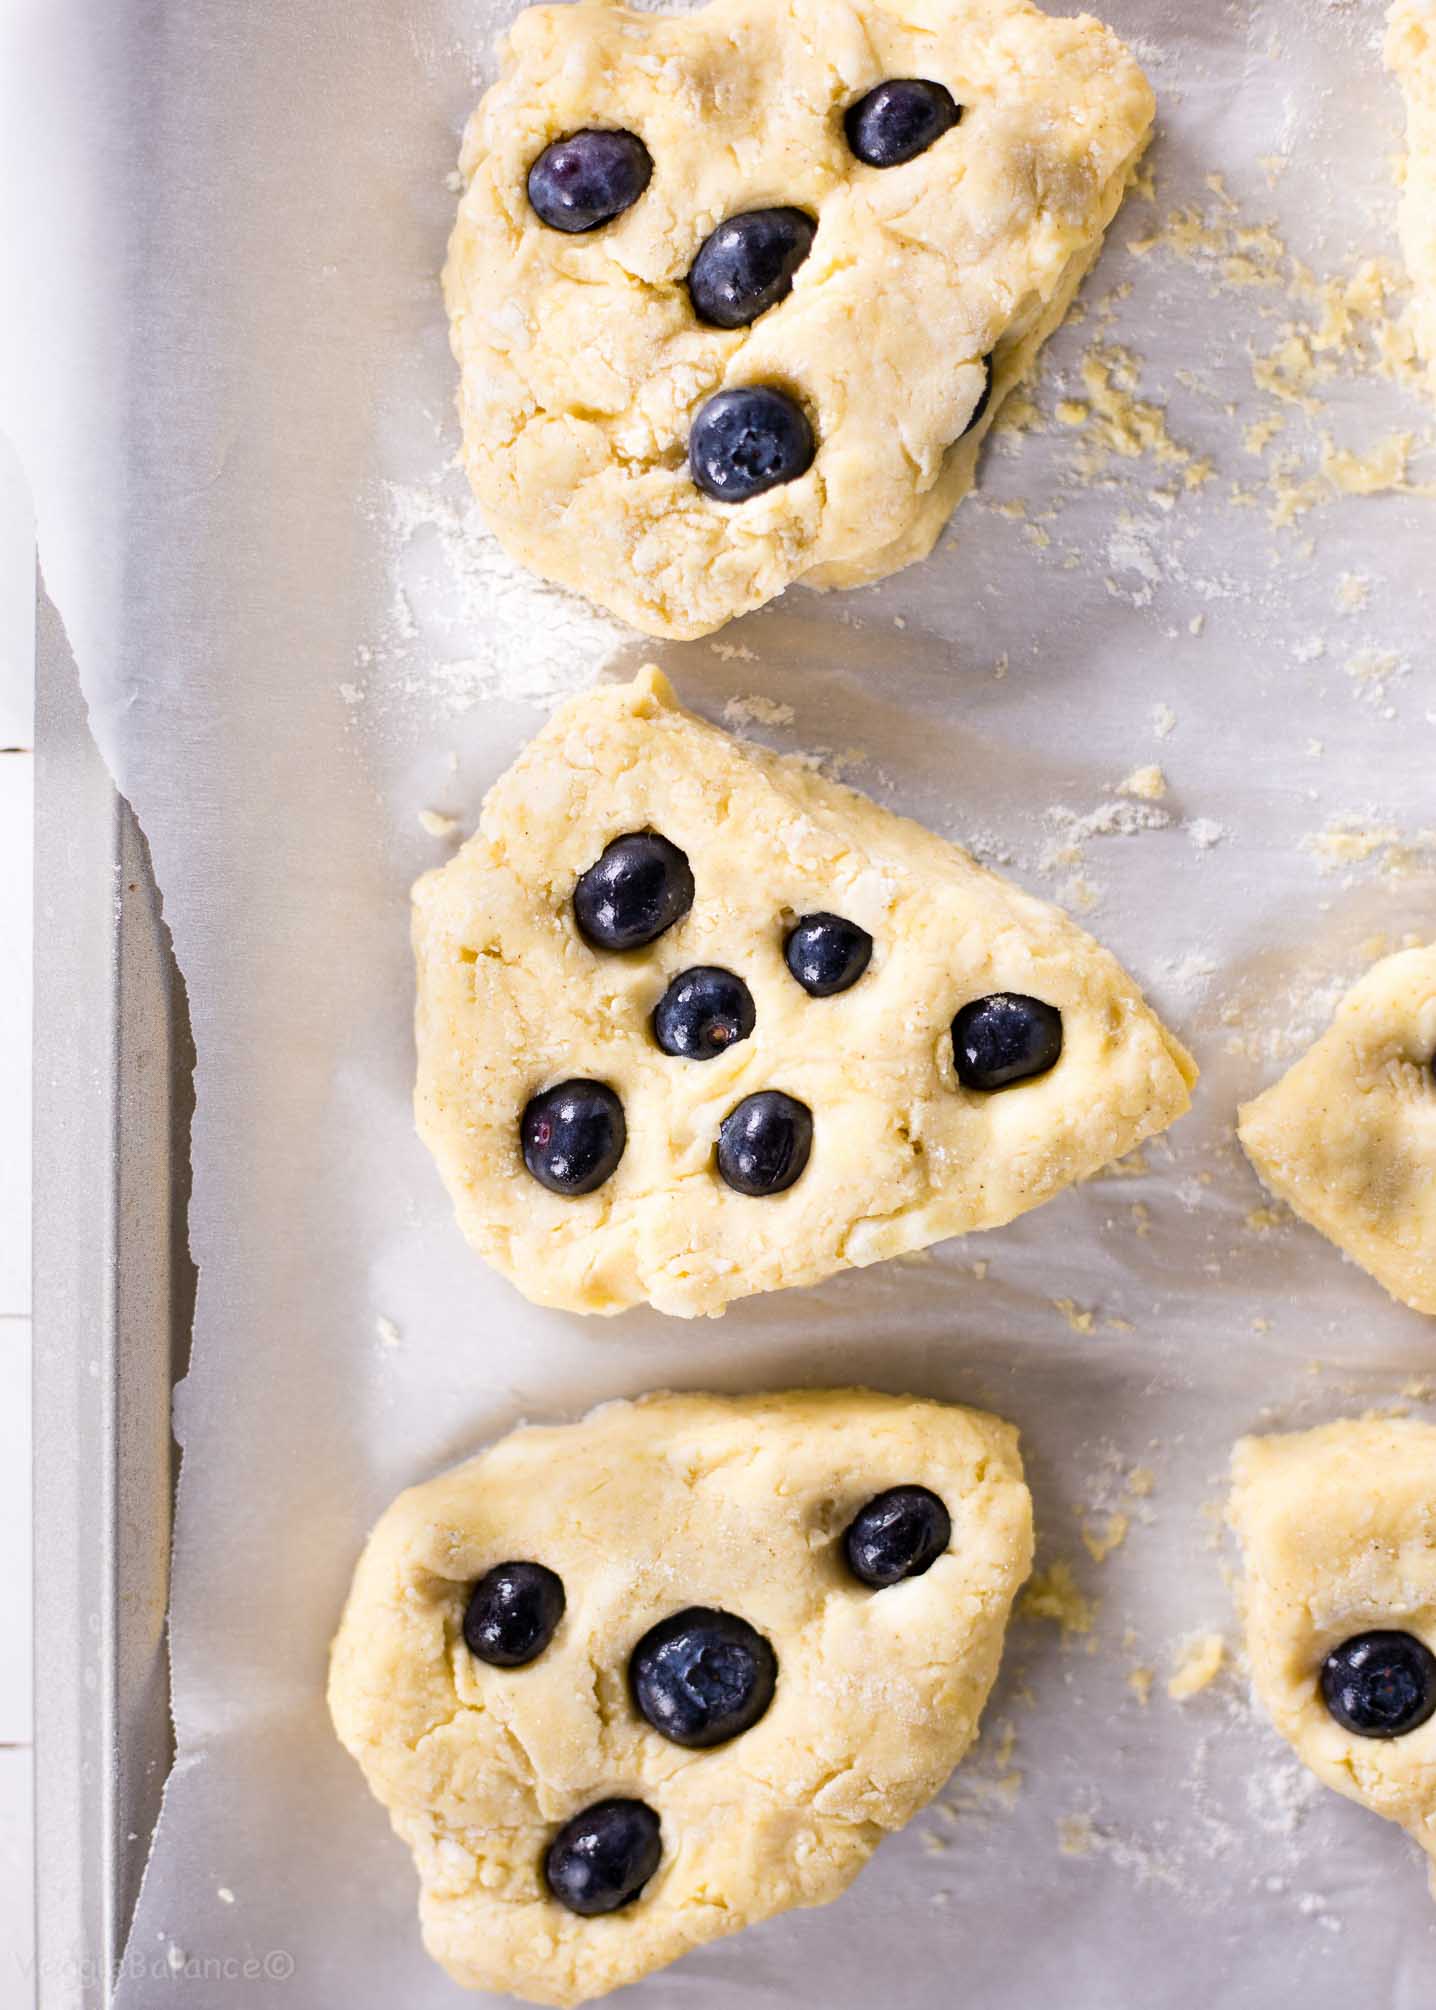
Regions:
[[444, 0, 1154, 638], [1388, 0, 1436, 390], [1238, 945, 1436, 1316], [1228, 1418, 1436, 1894], [414, 669, 1196, 1317], [329, 1390, 1034, 2006]]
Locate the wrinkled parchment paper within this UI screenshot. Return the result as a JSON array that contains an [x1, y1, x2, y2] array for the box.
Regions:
[[4, 0, 1436, 2001]]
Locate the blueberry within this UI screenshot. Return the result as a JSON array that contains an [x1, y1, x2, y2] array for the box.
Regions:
[[521, 1080, 626, 1194], [544, 1799, 662, 1916], [962, 354, 994, 437], [629, 1608, 778, 1748], [689, 387, 815, 503], [653, 966, 756, 1060], [574, 832, 695, 952], [951, 993, 1063, 1091], [843, 1486, 952, 1588], [463, 1562, 566, 1667], [1320, 1631, 1436, 1738], [526, 129, 653, 233], [716, 1091, 813, 1195], [784, 913, 873, 997], [844, 80, 961, 167], [688, 208, 817, 329]]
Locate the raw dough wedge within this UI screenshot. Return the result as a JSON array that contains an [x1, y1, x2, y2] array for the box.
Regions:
[[444, 0, 1155, 638], [1388, 0, 1436, 389], [1237, 944, 1436, 1316], [329, 1389, 1034, 2006], [1228, 1417, 1436, 1894], [413, 668, 1197, 1318]]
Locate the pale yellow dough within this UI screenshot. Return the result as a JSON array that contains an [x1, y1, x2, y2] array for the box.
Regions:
[[1228, 1417, 1436, 1894], [1388, 0, 1436, 389], [413, 668, 1196, 1317], [328, 1389, 1034, 2005], [443, 0, 1155, 638], [1237, 944, 1436, 1316]]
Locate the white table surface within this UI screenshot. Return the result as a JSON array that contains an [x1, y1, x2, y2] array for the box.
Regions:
[[2, 423, 37, 1997]]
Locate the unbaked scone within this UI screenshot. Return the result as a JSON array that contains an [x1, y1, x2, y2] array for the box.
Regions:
[[1388, 0, 1436, 389], [443, 0, 1155, 638], [1237, 944, 1436, 1316], [413, 667, 1196, 1317], [328, 1389, 1034, 2005], [1228, 1417, 1436, 1895]]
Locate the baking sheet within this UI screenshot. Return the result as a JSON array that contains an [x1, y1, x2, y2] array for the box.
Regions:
[[5, 0, 1436, 2001]]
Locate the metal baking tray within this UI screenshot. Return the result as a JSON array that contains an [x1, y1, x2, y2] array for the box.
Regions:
[[31, 581, 195, 2009]]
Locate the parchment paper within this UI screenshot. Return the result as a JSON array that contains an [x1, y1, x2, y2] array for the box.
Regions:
[[4, 0, 1436, 2002]]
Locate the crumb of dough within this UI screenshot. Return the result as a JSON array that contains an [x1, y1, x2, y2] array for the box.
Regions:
[[709, 640, 759, 663], [1127, 1666, 1156, 1707], [1127, 1465, 1156, 1497], [1245, 1206, 1285, 1233], [1082, 1512, 1130, 1562], [418, 808, 461, 838], [1118, 764, 1167, 801], [1152, 703, 1177, 739], [1059, 1813, 1095, 1856], [1020, 1562, 1098, 1640], [1053, 1297, 1096, 1333], [1167, 1633, 1226, 1700], [375, 1316, 401, 1348], [722, 693, 795, 729]]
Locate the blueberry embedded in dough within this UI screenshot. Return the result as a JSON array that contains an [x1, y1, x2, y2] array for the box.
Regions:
[[463, 1562, 566, 1667], [951, 993, 1064, 1091], [652, 966, 756, 1059], [628, 1607, 778, 1747], [687, 207, 817, 329], [520, 1080, 626, 1195], [844, 1486, 952, 1587], [844, 79, 962, 167], [1321, 1632, 1436, 1740], [716, 1089, 813, 1195], [688, 386, 816, 502], [783, 912, 874, 997], [526, 129, 653, 233], [573, 831, 695, 952], [544, 1800, 663, 1916]]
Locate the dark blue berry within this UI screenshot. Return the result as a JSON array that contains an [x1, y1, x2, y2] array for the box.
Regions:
[[544, 1800, 662, 1916], [951, 993, 1063, 1091], [574, 832, 694, 951], [962, 354, 994, 437], [526, 129, 653, 233], [521, 1080, 625, 1194], [629, 1608, 778, 1748], [784, 913, 873, 997], [689, 387, 815, 503], [688, 208, 817, 329], [716, 1091, 813, 1195], [653, 967, 756, 1060], [463, 1563, 565, 1667], [1321, 1631, 1436, 1738], [844, 1486, 952, 1588], [844, 80, 961, 167]]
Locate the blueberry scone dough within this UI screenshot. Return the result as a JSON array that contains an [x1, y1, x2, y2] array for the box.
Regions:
[[413, 668, 1197, 1318], [328, 1390, 1034, 2006], [1388, 0, 1436, 389], [1228, 1418, 1436, 1894], [1237, 945, 1436, 1316], [443, 0, 1156, 639]]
